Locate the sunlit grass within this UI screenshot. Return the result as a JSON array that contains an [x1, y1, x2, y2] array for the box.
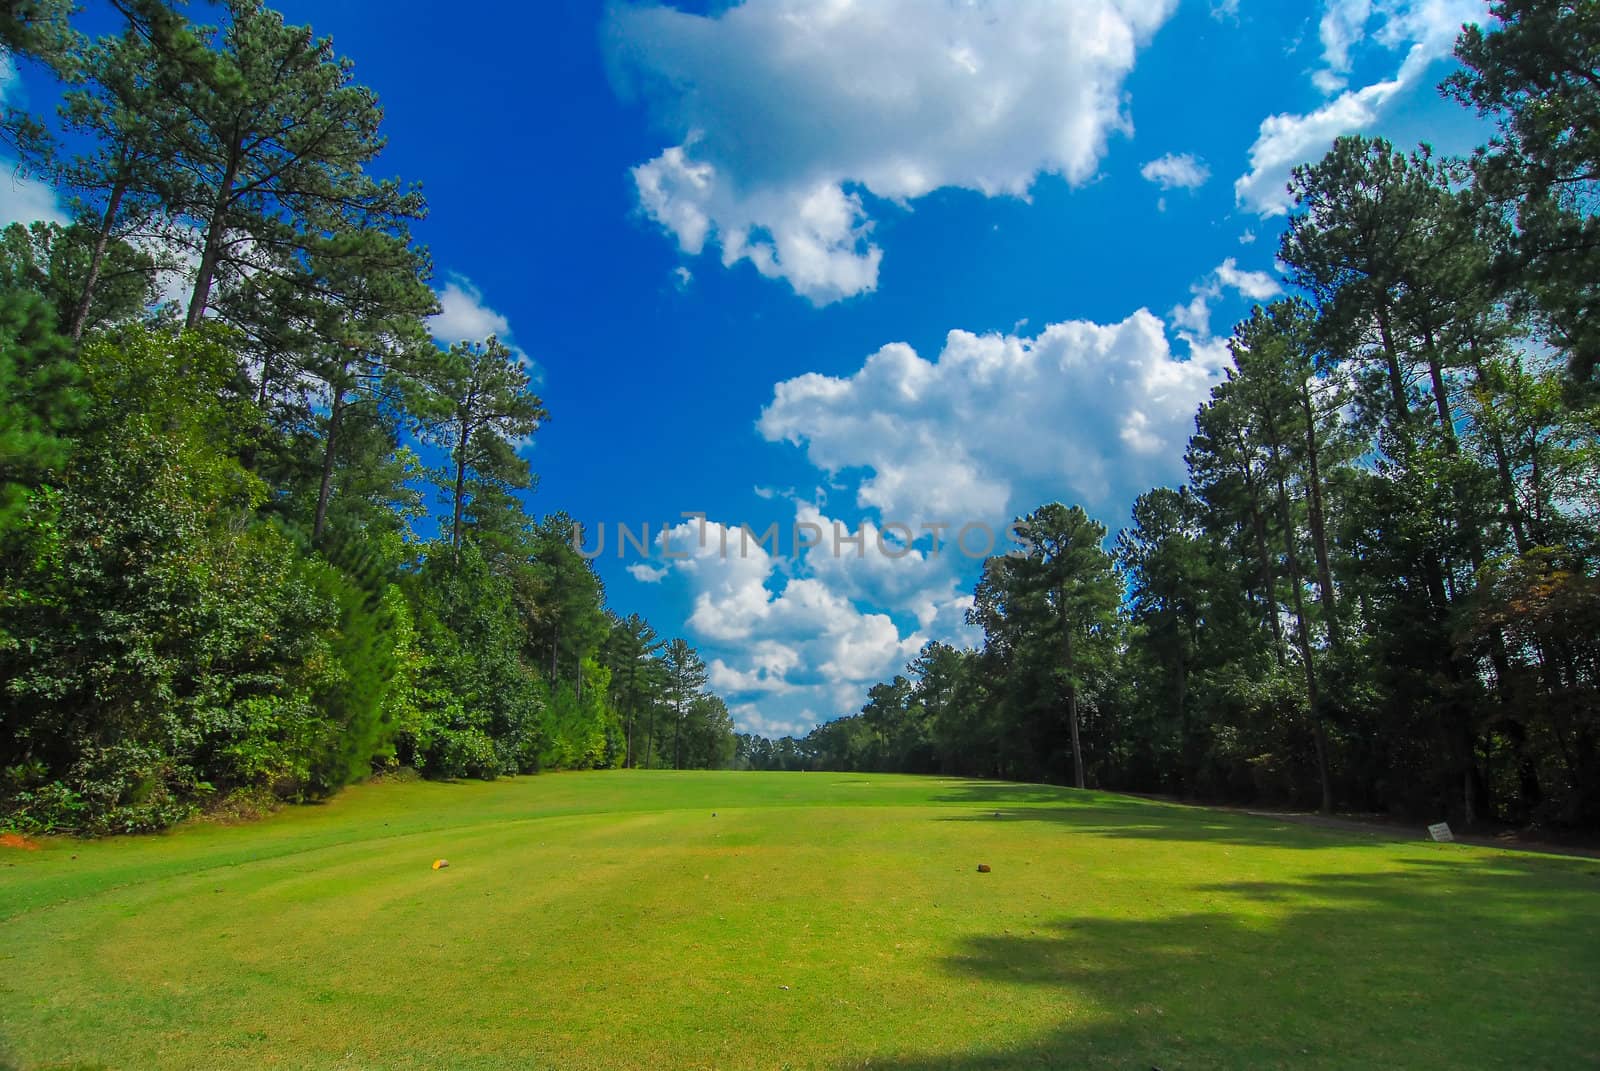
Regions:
[[3, 771, 1597, 1070]]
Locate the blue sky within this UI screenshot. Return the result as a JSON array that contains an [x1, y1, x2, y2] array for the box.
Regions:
[[0, 0, 1494, 738]]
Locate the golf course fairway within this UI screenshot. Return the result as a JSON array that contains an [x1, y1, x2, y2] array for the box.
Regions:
[[2, 771, 1596, 1070]]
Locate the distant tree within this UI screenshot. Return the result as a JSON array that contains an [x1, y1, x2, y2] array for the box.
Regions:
[[604, 612, 667, 768], [683, 693, 736, 770], [410, 336, 546, 553], [661, 637, 709, 770], [523, 513, 608, 689], [1117, 487, 1208, 794], [990, 503, 1121, 789]]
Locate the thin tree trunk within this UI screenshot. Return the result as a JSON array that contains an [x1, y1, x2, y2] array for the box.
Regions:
[[1248, 501, 1286, 661], [1266, 424, 1334, 815], [1232, 426, 1287, 660], [451, 421, 470, 551], [1177, 631, 1194, 797], [674, 697, 683, 770], [1061, 589, 1084, 790], [1298, 378, 1344, 650], [186, 142, 242, 329], [71, 172, 129, 344], [1422, 325, 1458, 452], [312, 387, 346, 542], [1528, 439, 1547, 542], [1375, 303, 1413, 445], [645, 703, 656, 770], [1485, 412, 1531, 554]]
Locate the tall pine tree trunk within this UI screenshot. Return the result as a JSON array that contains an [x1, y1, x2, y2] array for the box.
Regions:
[[451, 423, 470, 550], [312, 388, 346, 542], [1297, 379, 1344, 650], [71, 171, 128, 344], [1248, 500, 1286, 661], [674, 697, 683, 770], [1375, 303, 1413, 446], [1061, 589, 1084, 790], [645, 703, 656, 770], [1422, 325, 1459, 452], [1232, 427, 1286, 661], [1467, 345, 1531, 554], [1266, 425, 1334, 815], [187, 143, 242, 329]]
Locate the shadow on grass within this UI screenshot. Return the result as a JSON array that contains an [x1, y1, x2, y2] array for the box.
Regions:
[[932, 781, 1411, 852], [840, 857, 1600, 1070]]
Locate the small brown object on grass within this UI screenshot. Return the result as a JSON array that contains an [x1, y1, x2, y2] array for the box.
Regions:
[[976, 863, 991, 873]]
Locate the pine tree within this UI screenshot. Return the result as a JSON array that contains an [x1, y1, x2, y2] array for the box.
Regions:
[[999, 503, 1120, 789], [158, 0, 427, 332], [409, 336, 546, 553], [1448, 0, 1600, 386], [661, 637, 709, 771]]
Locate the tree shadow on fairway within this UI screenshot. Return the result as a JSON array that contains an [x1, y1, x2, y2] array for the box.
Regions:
[[931, 781, 1121, 807], [837, 856, 1600, 1070], [932, 781, 1408, 852]]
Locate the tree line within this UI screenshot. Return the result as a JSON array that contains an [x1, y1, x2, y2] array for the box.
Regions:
[[740, 2, 1600, 830], [0, 0, 735, 834]]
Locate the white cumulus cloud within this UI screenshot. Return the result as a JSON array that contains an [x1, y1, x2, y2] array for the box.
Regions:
[[757, 310, 1230, 522], [728, 703, 813, 740], [0, 164, 66, 229], [667, 515, 923, 681], [607, 0, 1179, 303], [1170, 257, 1282, 339], [708, 641, 802, 695], [1216, 257, 1283, 300], [1140, 152, 1211, 191], [1315, 0, 1373, 92], [627, 562, 670, 584], [1235, 0, 1489, 215], [428, 273, 538, 374], [429, 274, 512, 344], [0, 55, 66, 229], [637, 509, 973, 732]]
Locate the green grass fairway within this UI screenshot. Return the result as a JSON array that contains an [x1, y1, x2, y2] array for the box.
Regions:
[[3, 772, 1598, 1070]]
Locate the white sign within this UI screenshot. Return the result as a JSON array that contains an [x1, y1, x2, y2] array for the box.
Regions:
[[1427, 821, 1454, 843]]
